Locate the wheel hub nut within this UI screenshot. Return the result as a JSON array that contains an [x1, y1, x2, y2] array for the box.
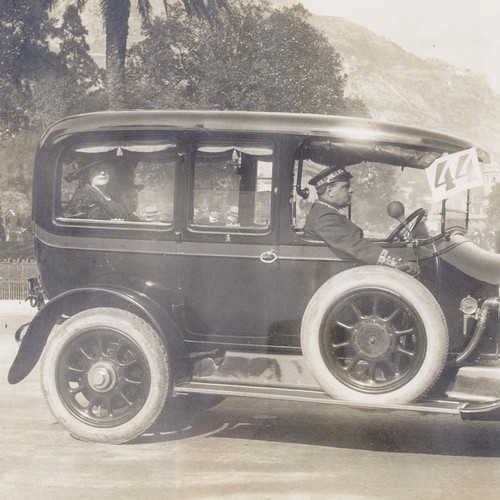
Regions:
[[354, 320, 392, 358], [88, 362, 117, 392]]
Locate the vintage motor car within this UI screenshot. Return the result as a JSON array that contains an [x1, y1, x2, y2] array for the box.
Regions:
[[8, 110, 500, 444]]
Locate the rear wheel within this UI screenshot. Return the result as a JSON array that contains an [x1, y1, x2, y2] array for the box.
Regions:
[[40, 308, 170, 444], [301, 266, 448, 404]]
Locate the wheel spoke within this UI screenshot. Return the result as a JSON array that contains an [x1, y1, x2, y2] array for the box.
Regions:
[[119, 391, 134, 406], [372, 296, 380, 317], [66, 365, 84, 383], [367, 361, 377, 382], [69, 384, 86, 395], [91, 403, 105, 418], [396, 345, 414, 357], [103, 339, 120, 360], [344, 355, 361, 372], [96, 336, 106, 357], [103, 397, 114, 417], [384, 306, 402, 323], [330, 340, 351, 355], [79, 345, 93, 360], [86, 396, 101, 414], [86, 395, 110, 418], [67, 366, 84, 374], [336, 321, 355, 331], [120, 358, 139, 368], [380, 360, 396, 381], [124, 377, 142, 385], [395, 327, 414, 336], [349, 302, 364, 320], [114, 338, 128, 360]]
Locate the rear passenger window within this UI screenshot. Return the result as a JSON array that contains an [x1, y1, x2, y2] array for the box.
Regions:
[[57, 139, 177, 225], [191, 142, 273, 231]]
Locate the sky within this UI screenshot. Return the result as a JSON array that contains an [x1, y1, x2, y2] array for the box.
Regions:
[[297, 0, 500, 94]]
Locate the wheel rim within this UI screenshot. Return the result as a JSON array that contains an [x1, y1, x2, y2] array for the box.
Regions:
[[56, 328, 151, 428], [319, 288, 427, 394]]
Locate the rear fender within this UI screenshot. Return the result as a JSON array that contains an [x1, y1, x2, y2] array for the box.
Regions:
[[8, 285, 183, 384]]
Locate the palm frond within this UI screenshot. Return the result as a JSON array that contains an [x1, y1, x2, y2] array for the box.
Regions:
[[98, 0, 131, 19], [94, 0, 150, 26], [181, 0, 229, 20], [137, 0, 152, 26]]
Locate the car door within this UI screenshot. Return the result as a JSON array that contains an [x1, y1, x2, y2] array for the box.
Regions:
[[275, 143, 356, 347], [179, 134, 281, 345]]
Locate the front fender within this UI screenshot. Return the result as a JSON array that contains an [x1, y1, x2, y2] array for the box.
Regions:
[[8, 285, 183, 384]]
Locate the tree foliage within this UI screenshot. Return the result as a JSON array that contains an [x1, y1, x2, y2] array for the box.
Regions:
[[0, 128, 39, 219], [0, 1, 105, 134], [31, 5, 106, 129], [56, 5, 104, 93], [0, 1, 57, 136], [126, 0, 369, 116], [0, 2, 105, 221]]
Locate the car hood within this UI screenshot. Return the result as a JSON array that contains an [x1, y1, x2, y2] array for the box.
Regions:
[[437, 234, 500, 285]]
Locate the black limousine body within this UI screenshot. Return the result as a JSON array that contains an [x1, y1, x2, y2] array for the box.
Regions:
[[8, 110, 500, 443]]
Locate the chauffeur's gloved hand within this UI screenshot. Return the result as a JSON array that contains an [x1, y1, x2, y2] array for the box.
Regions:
[[396, 259, 420, 277]]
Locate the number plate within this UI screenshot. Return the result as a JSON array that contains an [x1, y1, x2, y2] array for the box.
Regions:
[[426, 148, 484, 201]]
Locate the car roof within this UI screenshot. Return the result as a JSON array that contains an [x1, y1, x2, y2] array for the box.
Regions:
[[40, 110, 487, 161]]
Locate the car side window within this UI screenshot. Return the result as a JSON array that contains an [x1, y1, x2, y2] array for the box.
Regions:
[[190, 141, 273, 231], [57, 140, 177, 225]]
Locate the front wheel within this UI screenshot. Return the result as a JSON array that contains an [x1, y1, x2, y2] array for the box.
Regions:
[[301, 266, 449, 404], [40, 308, 170, 444]]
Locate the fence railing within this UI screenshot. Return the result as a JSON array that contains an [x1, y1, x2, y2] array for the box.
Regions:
[[0, 256, 37, 300]]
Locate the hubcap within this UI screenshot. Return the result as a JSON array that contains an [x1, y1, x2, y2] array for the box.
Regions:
[[353, 320, 392, 358], [87, 361, 117, 393]]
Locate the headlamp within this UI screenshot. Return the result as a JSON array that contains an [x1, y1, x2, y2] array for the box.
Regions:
[[459, 296, 479, 316]]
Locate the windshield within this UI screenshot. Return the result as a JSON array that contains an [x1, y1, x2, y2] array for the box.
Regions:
[[292, 137, 491, 242], [294, 158, 473, 240]]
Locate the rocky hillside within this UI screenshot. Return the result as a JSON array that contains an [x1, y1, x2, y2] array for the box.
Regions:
[[308, 14, 500, 164]]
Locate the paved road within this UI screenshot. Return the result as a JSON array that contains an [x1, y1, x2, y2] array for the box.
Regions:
[[2, 311, 500, 499]]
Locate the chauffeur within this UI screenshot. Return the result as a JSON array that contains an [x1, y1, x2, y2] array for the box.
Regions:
[[304, 166, 419, 276]]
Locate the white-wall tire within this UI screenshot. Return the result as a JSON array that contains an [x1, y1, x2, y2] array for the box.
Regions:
[[301, 266, 448, 404], [40, 308, 169, 444]]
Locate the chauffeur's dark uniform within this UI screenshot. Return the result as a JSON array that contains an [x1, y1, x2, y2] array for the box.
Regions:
[[304, 200, 398, 266]]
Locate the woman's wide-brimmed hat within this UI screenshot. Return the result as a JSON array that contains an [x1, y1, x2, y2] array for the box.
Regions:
[[64, 160, 114, 183]]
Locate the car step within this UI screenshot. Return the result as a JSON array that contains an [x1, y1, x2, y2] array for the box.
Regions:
[[174, 381, 500, 418]]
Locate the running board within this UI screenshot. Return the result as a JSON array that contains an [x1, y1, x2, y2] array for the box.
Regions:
[[174, 381, 500, 418]]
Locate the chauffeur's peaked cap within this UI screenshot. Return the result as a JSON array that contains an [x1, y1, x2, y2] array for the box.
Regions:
[[308, 166, 352, 188]]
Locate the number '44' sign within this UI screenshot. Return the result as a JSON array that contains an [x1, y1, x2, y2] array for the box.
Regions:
[[425, 148, 484, 201]]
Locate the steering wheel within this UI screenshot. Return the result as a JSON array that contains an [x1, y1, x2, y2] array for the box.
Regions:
[[386, 208, 427, 243]]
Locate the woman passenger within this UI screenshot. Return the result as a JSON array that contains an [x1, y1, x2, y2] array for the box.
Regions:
[[65, 161, 129, 220]]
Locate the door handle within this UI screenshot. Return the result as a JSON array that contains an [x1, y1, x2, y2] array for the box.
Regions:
[[260, 250, 277, 264]]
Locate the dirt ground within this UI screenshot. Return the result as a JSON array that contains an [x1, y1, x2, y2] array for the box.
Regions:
[[2, 310, 500, 499]]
